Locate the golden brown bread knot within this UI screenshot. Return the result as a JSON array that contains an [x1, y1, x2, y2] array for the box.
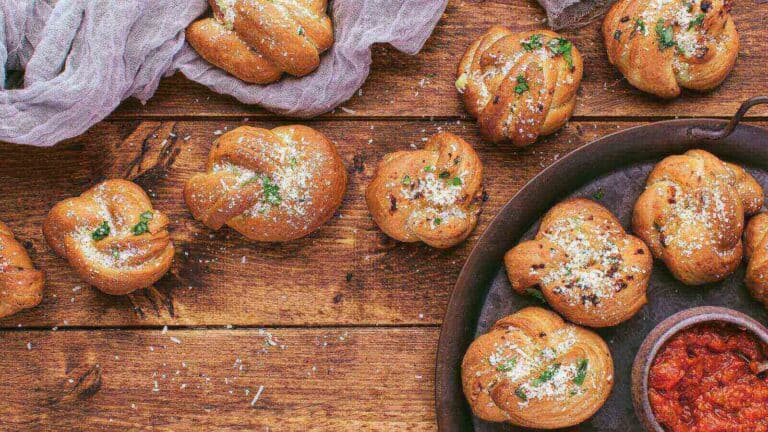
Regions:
[[43, 180, 175, 296], [603, 0, 738, 98], [744, 213, 768, 308], [185, 125, 347, 242], [0, 221, 43, 319], [505, 199, 651, 327], [461, 307, 613, 428], [457, 27, 583, 147], [633, 150, 763, 285], [365, 132, 484, 249], [186, 0, 333, 84]]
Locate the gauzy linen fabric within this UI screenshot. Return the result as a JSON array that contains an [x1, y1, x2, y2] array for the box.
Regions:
[[0, 0, 448, 147], [536, 0, 617, 29]]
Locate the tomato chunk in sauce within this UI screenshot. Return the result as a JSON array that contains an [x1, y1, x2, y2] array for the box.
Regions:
[[648, 323, 768, 432]]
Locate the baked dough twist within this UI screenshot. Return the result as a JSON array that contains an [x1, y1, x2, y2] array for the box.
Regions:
[[456, 27, 583, 147], [186, 0, 334, 84], [744, 213, 768, 308], [633, 150, 763, 285], [603, 0, 739, 98], [43, 180, 175, 295], [461, 307, 614, 428], [365, 132, 484, 249], [505, 199, 651, 327], [0, 221, 43, 319], [185, 125, 347, 242]]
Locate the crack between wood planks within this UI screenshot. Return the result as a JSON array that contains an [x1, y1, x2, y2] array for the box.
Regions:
[[103, 114, 768, 123], [0, 323, 442, 332]]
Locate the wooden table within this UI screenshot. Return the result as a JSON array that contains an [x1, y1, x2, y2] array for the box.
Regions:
[[2, 1, 767, 430]]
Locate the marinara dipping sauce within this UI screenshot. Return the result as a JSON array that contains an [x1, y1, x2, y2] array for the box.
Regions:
[[648, 323, 768, 432]]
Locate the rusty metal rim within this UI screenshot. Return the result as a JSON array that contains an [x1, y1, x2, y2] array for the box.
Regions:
[[435, 97, 768, 431]]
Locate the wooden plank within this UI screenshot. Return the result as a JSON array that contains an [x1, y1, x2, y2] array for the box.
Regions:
[[111, 0, 768, 119], [0, 327, 437, 431], [2, 119, 765, 328]]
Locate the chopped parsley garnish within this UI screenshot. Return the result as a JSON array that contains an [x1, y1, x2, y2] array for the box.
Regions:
[[514, 75, 529, 94], [547, 37, 574, 69], [297, 26, 305, 36], [574, 358, 589, 385], [635, 18, 647, 35], [613, 29, 622, 41], [496, 356, 518, 372], [289, 157, 298, 167], [112, 249, 120, 259], [532, 363, 561, 386], [92, 221, 110, 241], [688, 13, 706, 30], [525, 288, 546, 303], [402, 175, 412, 185], [521, 34, 543, 51], [655, 19, 676, 50], [592, 189, 605, 200], [245, 175, 281, 205], [455, 73, 468, 93], [242, 175, 260, 186], [131, 211, 153, 236], [451, 177, 463, 186], [439, 170, 450, 179], [515, 387, 528, 401], [424, 165, 435, 173], [433, 217, 442, 226], [261, 176, 282, 205]]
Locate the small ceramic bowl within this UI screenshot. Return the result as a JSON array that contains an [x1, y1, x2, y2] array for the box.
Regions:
[[631, 306, 768, 432]]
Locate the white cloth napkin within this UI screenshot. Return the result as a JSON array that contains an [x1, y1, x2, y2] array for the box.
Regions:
[[0, 0, 448, 147]]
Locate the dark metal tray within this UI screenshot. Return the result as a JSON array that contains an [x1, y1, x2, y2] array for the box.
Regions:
[[435, 97, 768, 431]]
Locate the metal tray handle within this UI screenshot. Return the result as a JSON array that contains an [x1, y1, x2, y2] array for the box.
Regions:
[[690, 96, 768, 140]]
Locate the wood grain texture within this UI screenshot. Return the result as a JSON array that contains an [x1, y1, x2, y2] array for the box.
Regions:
[[0, 328, 437, 431], [0, 118, 709, 328], [111, 0, 768, 120], [4, 0, 768, 429]]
